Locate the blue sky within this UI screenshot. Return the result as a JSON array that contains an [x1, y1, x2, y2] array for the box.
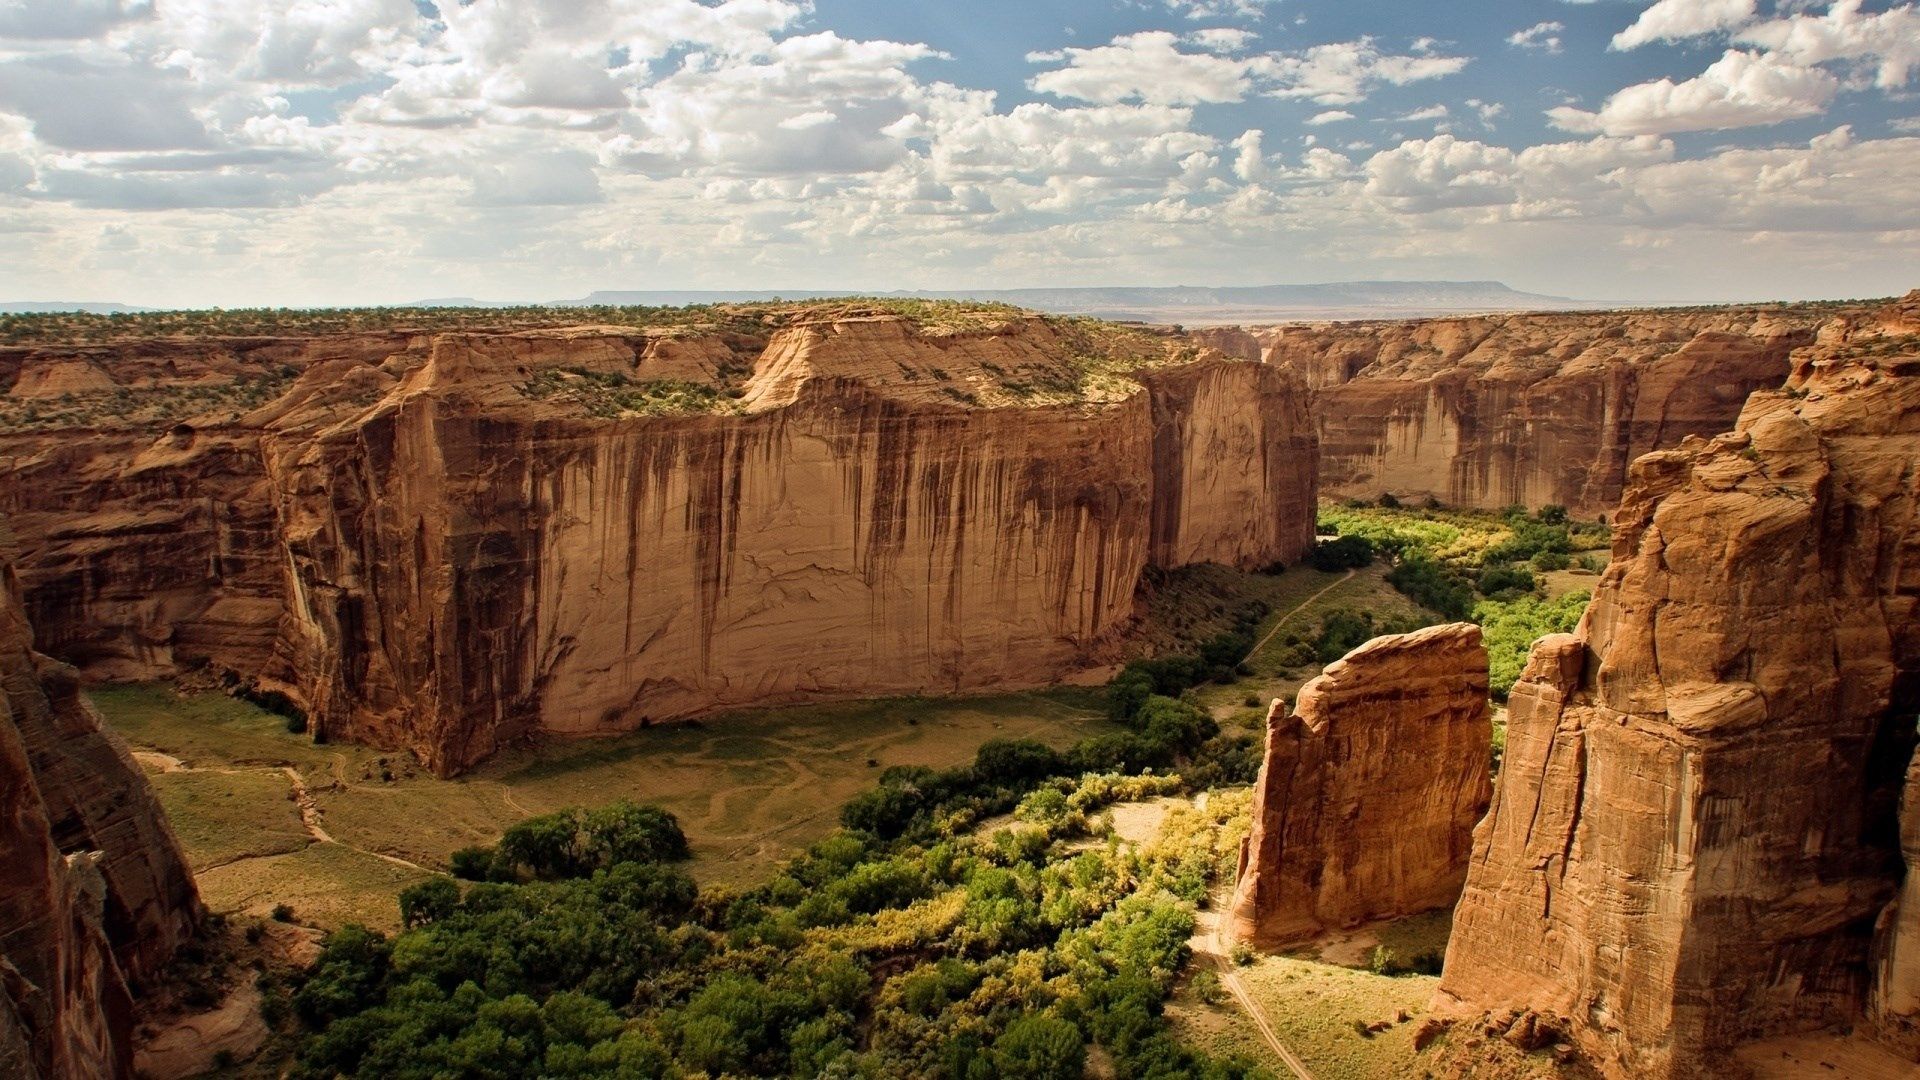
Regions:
[[0, 0, 1916, 306]]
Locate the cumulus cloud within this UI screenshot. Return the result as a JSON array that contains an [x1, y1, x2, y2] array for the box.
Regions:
[[0, 0, 1913, 304], [0, 0, 147, 41], [1550, 49, 1837, 134], [1736, 0, 1920, 90], [0, 56, 213, 150], [1508, 22, 1565, 53], [1612, 0, 1757, 51], [1029, 32, 1468, 108], [1029, 31, 1256, 105], [1264, 38, 1470, 104]]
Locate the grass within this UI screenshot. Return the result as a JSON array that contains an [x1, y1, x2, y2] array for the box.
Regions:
[[195, 844, 435, 936], [148, 770, 311, 872], [1169, 910, 1453, 1080], [94, 682, 1117, 928]]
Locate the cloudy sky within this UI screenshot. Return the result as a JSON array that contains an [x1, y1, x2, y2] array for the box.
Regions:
[[0, 0, 1916, 307]]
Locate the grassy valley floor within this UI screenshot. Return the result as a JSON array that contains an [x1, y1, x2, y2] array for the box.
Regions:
[[97, 683, 1119, 931]]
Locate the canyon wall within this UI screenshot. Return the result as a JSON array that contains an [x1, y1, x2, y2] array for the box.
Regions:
[[1230, 622, 1492, 948], [1261, 306, 1828, 514], [1, 309, 1317, 774], [0, 540, 201, 1078], [1435, 293, 1920, 1076]]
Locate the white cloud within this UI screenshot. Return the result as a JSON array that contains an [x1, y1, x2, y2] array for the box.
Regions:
[[0, 0, 147, 41], [0, 56, 213, 150], [1736, 0, 1920, 90], [1306, 110, 1354, 125], [469, 149, 603, 205], [1508, 21, 1565, 53], [1550, 49, 1837, 135], [1264, 38, 1471, 105], [1028, 31, 1256, 105], [1612, 0, 1757, 51]]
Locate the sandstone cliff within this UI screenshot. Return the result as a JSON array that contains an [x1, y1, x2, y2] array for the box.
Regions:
[[1230, 622, 1492, 948], [0, 539, 201, 1078], [1, 306, 1317, 774], [1435, 293, 1920, 1076], [1262, 305, 1831, 513]]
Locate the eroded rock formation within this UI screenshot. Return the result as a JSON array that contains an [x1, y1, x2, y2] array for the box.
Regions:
[[1, 307, 1317, 774], [1230, 622, 1492, 947], [1261, 305, 1833, 513], [1436, 292, 1920, 1077], [0, 538, 201, 1078]]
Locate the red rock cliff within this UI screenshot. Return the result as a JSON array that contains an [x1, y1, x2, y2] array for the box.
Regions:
[[1262, 306, 1827, 513], [1, 308, 1317, 775], [0, 537, 201, 1078], [1435, 293, 1920, 1076], [1230, 622, 1492, 948]]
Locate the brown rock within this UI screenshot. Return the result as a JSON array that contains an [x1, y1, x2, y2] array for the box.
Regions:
[[1262, 305, 1829, 513], [0, 533, 201, 1078], [1, 310, 1318, 774], [1229, 623, 1493, 947], [1436, 293, 1920, 1077]]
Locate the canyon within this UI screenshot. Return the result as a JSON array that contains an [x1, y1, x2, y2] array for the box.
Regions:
[[0, 306, 1317, 775], [1262, 304, 1834, 514], [1229, 622, 1492, 948], [0, 540, 201, 1078], [1435, 291, 1920, 1075]]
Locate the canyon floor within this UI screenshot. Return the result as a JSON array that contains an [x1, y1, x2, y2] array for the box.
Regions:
[[103, 683, 1122, 930], [99, 512, 1604, 937]]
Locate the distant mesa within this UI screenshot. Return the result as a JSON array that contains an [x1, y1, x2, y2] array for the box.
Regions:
[[569, 280, 1586, 323], [0, 301, 149, 315]]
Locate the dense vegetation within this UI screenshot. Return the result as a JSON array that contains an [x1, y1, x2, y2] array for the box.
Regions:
[[1318, 501, 1606, 696], [288, 710, 1271, 1079]]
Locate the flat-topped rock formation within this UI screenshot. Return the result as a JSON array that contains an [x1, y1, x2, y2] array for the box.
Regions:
[[0, 541, 201, 1078], [1435, 292, 1920, 1077], [1260, 303, 1842, 513], [1230, 622, 1492, 948], [0, 304, 1317, 775]]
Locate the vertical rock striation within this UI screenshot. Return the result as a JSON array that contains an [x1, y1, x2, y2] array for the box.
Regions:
[[1230, 622, 1493, 948], [263, 321, 1317, 775], [1262, 306, 1826, 513], [0, 535, 201, 1078], [1436, 293, 1920, 1076]]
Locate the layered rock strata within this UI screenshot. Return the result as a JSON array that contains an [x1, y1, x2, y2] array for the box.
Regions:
[[1230, 622, 1492, 947], [1436, 293, 1920, 1077], [1, 308, 1317, 774], [1261, 305, 1832, 513], [0, 541, 201, 1078]]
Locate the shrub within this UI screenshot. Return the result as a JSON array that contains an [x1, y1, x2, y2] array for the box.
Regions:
[[1386, 552, 1475, 620], [1530, 550, 1570, 571], [448, 846, 492, 881], [1475, 563, 1536, 597], [1309, 534, 1374, 571], [1369, 946, 1398, 976], [398, 877, 460, 928]]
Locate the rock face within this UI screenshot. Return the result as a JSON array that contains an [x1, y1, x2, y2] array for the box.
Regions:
[[0, 539, 201, 1078], [1230, 622, 1492, 947], [1436, 292, 1920, 1077], [1261, 306, 1830, 513], [1, 308, 1317, 774]]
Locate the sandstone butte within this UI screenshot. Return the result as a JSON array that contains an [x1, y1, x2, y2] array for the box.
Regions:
[[0, 305, 1317, 776], [1229, 622, 1493, 948], [0, 534, 202, 1079], [1260, 303, 1841, 515], [1435, 291, 1920, 1077]]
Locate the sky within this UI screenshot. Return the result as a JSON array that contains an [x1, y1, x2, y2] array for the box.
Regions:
[[0, 0, 1916, 307]]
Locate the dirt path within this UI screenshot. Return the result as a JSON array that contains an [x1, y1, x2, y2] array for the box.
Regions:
[[1196, 892, 1317, 1080], [275, 766, 433, 874], [1243, 569, 1358, 666]]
